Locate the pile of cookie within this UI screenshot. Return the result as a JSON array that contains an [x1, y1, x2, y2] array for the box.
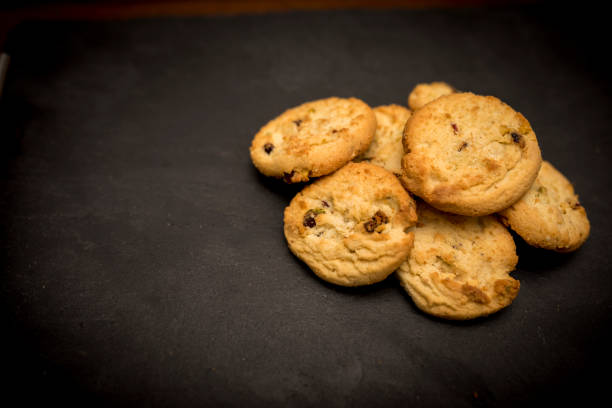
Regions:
[[249, 82, 590, 320]]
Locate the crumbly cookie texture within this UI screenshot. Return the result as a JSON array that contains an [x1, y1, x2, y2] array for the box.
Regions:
[[407, 82, 455, 110], [250, 97, 376, 183], [400, 92, 542, 216], [284, 162, 418, 286], [397, 202, 519, 320], [498, 161, 590, 252], [355, 104, 412, 175]]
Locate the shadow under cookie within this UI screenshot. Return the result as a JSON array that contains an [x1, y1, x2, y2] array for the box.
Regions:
[[251, 165, 310, 203], [394, 278, 514, 327], [513, 231, 578, 275], [285, 244, 400, 297]]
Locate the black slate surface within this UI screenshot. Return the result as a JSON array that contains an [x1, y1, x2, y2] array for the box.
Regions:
[[1, 6, 612, 407]]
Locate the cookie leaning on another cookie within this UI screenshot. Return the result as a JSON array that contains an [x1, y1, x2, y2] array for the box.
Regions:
[[284, 162, 417, 287], [250, 97, 376, 183], [407, 81, 455, 110], [397, 201, 520, 320], [401, 92, 542, 216], [355, 104, 412, 175], [498, 161, 590, 252]]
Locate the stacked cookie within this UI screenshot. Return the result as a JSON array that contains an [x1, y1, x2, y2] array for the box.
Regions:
[[249, 85, 589, 320]]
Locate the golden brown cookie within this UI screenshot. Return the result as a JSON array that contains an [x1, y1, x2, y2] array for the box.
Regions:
[[498, 161, 590, 252], [407, 82, 455, 110], [401, 92, 542, 216], [397, 202, 520, 320], [250, 97, 376, 183], [355, 104, 412, 175], [284, 162, 417, 286]]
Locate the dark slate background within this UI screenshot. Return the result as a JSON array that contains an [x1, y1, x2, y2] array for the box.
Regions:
[[1, 5, 611, 407]]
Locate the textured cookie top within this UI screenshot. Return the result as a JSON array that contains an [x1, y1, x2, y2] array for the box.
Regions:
[[498, 161, 590, 252], [401, 92, 542, 216], [397, 202, 519, 320], [250, 97, 376, 183], [355, 104, 412, 175], [407, 82, 455, 110], [284, 162, 417, 287]]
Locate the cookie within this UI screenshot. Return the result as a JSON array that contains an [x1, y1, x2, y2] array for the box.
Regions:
[[401, 92, 542, 216], [355, 104, 412, 175], [250, 97, 376, 183], [407, 82, 455, 110], [397, 201, 520, 320], [284, 162, 417, 286], [498, 161, 590, 252]]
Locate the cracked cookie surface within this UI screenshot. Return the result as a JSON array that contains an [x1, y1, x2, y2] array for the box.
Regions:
[[407, 82, 455, 110], [400, 92, 542, 216], [498, 161, 590, 252], [397, 201, 519, 320], [250, 97, 376, 183], [355, 104, 411, 175], [284, 162, 417, 286]]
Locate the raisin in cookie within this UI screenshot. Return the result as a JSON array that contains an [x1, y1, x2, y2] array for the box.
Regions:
[[250, 97, 376, 183], [284, 162, 417, 286], [407, 82, 455, 110], [397, 201, 520, 320], [401, 92, 542, 216], [355, 104, 412, 175], [498, 161, 590, 252]]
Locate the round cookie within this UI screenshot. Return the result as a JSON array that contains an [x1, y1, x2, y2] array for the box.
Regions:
[[284, 162, 417, 287], [401, 92, 542, 216], [397, 201, 520, 320], [355, 104, 412, 175], [498, 161, 590, 252], [407, 82, 455, 110], [250, 97, 376, 183]]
